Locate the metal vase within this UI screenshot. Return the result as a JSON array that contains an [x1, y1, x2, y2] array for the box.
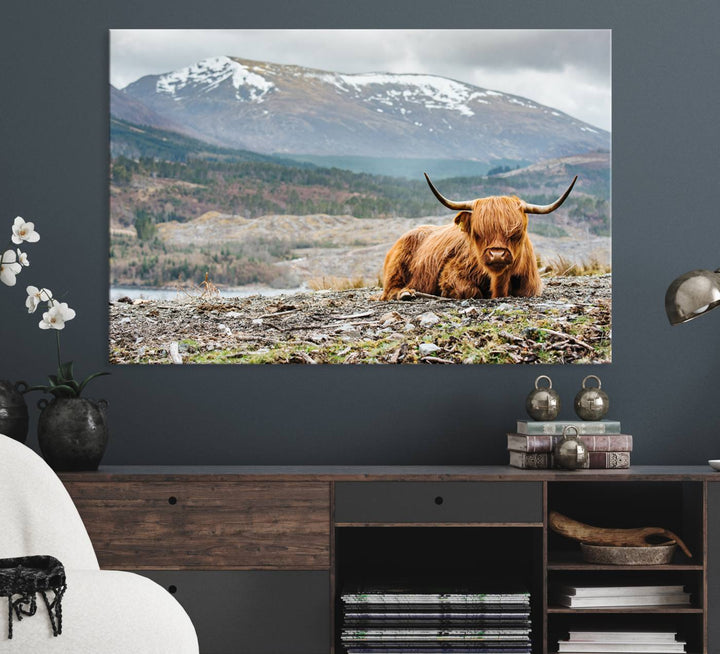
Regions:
[[37, 397, 109, 471], [0, 381, 29, 443]]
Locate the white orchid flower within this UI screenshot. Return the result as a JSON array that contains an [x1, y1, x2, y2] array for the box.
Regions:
[[0, 249, 22, 286], [39, 301, 76, 330], [11, 216, 40, 245], [16, 249, 29, 266], [26, 285, 53, 313]]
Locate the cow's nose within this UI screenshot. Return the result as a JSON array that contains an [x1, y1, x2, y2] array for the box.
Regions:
[[487, 248, 510, 263]]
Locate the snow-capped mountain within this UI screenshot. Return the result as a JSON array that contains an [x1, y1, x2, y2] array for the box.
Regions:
[[117, 56, 609, 162], [154, 56, 275, 103]]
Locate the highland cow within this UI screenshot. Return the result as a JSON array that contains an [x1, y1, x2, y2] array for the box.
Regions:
[[380, 174, 577, 300]]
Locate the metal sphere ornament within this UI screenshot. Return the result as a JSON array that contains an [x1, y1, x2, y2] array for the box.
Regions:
[[554, 426, 589, 470], [525, 375, 561, 421], [574, 375, 609, 421]]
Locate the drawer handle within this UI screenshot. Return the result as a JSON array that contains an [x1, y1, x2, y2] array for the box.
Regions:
[[168, 585, 178, 594], [434, 496, 444, 505], [168, 496, 178, 505]]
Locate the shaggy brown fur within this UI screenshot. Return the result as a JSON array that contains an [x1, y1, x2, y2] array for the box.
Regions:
[[381, 196, 542, 300]]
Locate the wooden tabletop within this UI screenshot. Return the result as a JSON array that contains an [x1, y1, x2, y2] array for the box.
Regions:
[[58, 465, 720, 482]]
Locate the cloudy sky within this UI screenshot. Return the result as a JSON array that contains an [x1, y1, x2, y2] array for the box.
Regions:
[[110, 29, 611, 131]]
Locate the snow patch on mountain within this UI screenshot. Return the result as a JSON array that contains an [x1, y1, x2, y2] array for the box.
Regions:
[[310, 72, 504, 117], [156, 56, 274, 102]]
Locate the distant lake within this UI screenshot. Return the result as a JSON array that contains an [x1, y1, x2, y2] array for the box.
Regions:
[[110, 285, 306, 301]]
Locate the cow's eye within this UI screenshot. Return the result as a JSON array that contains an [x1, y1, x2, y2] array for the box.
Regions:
[[509, 232, 522, 242]]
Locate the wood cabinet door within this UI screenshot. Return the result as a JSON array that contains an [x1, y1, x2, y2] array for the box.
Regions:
[[65, 480, 331, 570]]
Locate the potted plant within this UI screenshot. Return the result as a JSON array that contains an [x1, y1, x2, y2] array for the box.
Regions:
[[1, 216, 109, 470]]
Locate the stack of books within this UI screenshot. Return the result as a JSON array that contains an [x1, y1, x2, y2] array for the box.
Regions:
[[340, 585, 532, 653], [551, 584, 691, 608], [557, 630, 686, 653], [507, 420, 632, 469]]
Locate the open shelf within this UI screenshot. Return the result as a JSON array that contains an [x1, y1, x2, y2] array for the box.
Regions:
[[547, 481, 705, 562], [335, 526, 543, 654], [544, 480, 706, 654], [547, 607, 704, 654]]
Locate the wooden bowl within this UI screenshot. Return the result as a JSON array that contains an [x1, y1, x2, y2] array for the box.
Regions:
[[580, 542, 677, 565]]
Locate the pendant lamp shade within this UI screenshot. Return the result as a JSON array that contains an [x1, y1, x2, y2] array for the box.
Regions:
[[665, 269, 720, 325]]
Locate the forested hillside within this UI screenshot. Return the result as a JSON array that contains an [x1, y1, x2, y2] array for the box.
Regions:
[[111, 148, 609, 232]]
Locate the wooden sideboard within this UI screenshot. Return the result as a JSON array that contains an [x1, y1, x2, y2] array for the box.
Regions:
[[60, 466, 720, 654]]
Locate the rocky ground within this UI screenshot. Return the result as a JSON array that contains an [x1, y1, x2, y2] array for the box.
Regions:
[[109, 275, 611, 365]]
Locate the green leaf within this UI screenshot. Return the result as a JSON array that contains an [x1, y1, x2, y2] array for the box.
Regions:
[[58, 361, 74, 383], [48, 375, 78, 393], [49, 384, 78, 398], [25, 384, 51, 394], [77, 371, 110, 396]]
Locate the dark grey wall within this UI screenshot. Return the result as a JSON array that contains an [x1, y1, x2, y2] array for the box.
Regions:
[[2, 0, 719, 465]]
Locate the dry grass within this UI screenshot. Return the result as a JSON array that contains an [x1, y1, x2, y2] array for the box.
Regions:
[[308, 275, 381, 291], [199, 272, 221, 299], [172, 272, 221, 299], [539, 254, 611, 277]]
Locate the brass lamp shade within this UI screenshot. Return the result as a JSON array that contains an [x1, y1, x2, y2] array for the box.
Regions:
[[665, 269, 720, 325]]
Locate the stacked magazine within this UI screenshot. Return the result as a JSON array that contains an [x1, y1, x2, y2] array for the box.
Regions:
[[557, 631, 686, 653], [551, 584, 691, 609], [340, 586, 532, 654]]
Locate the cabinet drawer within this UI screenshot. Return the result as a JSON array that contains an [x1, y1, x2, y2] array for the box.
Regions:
[[138, 570, 330, 654], [65, 481, 330, 569], [334, 481, 542, 524]]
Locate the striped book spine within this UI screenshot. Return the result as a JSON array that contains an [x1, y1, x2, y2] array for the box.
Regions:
[[507, 433, 633, 453], [509, 451, 630, 469], [509, 451, 550, 469]]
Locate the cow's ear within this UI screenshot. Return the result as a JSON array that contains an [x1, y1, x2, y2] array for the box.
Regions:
[[454, 211, 471, 233]]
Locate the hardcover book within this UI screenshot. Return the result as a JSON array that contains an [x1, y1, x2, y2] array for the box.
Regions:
[[508, 452, 550, 469], [516, 420, 621, 435], [557, 644, 684, 653], [566, 632, 679, 642], [556, 585, 684, 597], [507, 433, 632, 453], [508, 451, 631, 469], [553, 592, 690, 608]]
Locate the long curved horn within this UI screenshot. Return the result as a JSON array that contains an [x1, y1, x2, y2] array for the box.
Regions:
[[520, 176, 578, 214], [424, 173, 474, 211]]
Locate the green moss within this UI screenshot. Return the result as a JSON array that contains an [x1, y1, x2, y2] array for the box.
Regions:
[[112, 296, 611, 365]]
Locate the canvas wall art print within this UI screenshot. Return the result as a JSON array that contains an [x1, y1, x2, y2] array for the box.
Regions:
[[109, 29, 611, 364]]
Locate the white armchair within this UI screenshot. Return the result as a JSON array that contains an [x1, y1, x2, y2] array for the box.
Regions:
[[0, 434, 199, 653]]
